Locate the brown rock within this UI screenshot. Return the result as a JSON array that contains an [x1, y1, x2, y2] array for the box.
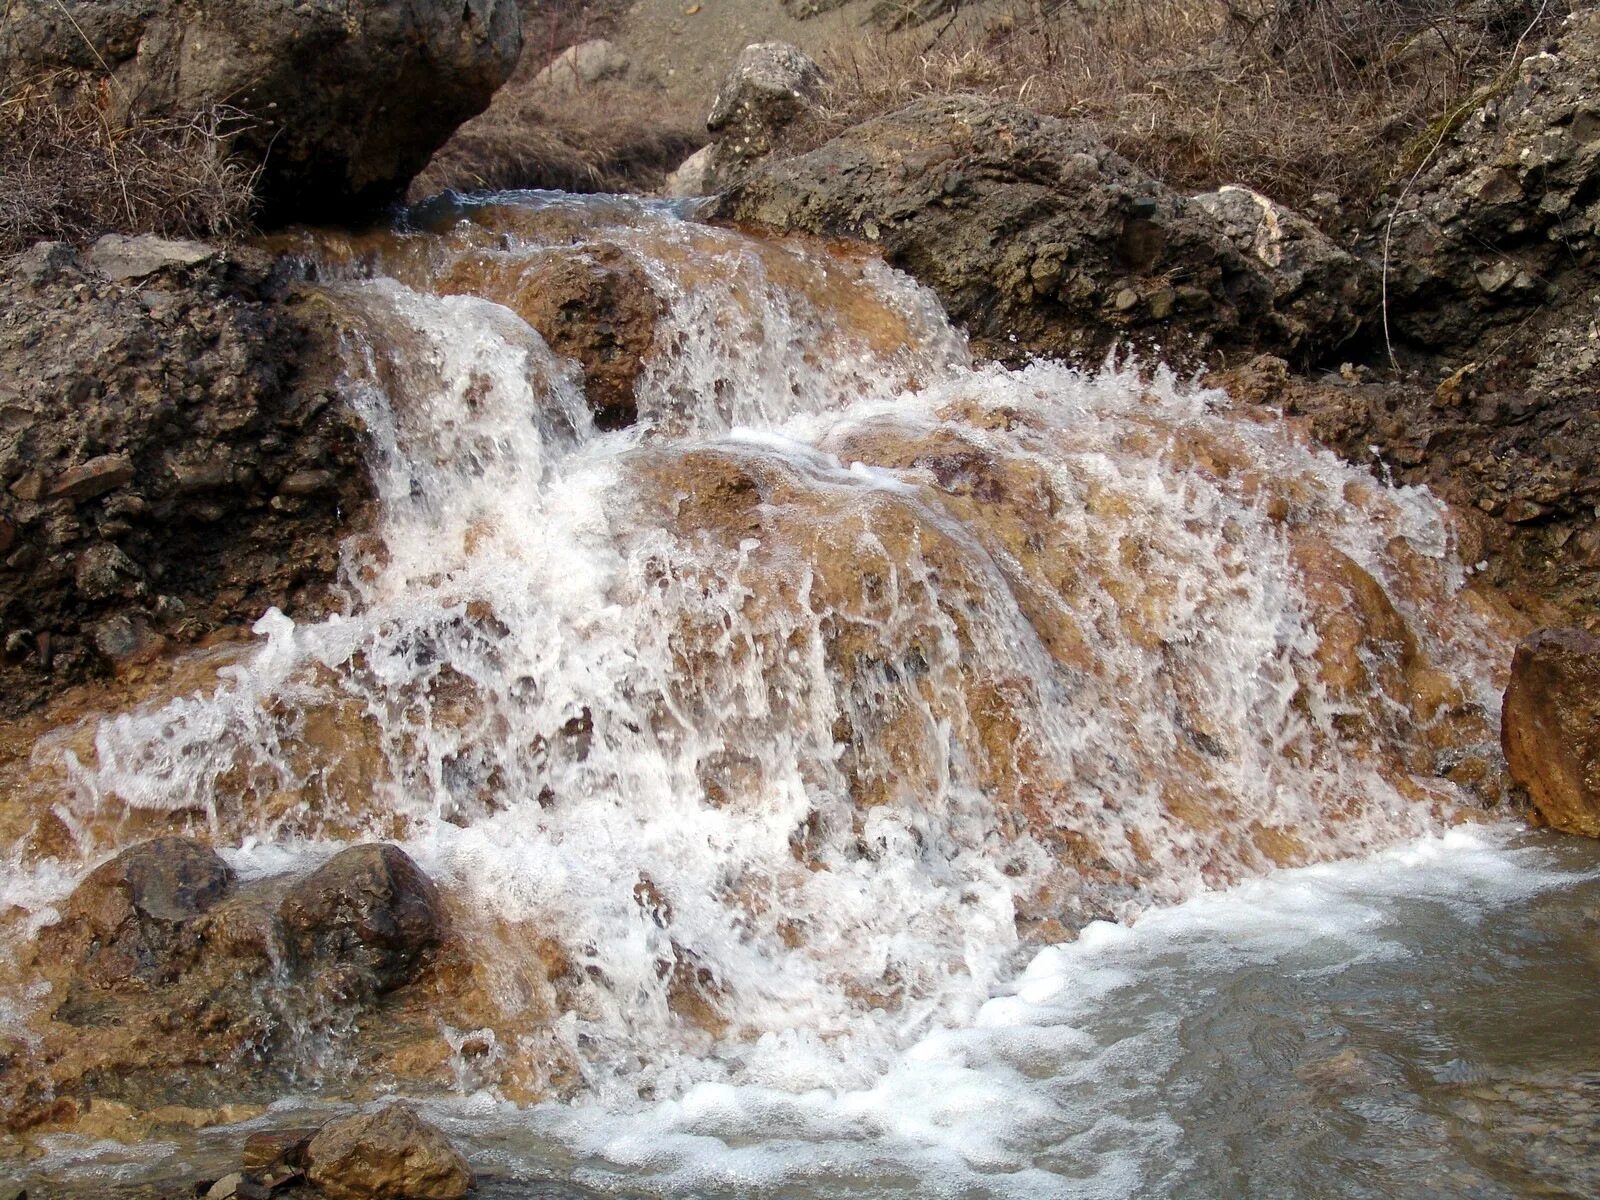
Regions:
[[278, 844, 443, 995], [0, 244, 374, 718], [1502, 628, 1600, 837], [305, 1105, 472, 1200], [49, 455, 134, 501], [241, 1127, 316, 1172], [53, 837, 235, 989], [436, 244, 662, 431]]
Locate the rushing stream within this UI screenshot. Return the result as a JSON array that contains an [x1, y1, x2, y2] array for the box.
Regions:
[[3, 192, 1597, 1198]]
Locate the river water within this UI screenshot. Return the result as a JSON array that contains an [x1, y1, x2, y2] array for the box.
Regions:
[[4, 193, 1597, 1198]]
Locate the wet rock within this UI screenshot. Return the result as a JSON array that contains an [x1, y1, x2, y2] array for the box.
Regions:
[[0, 0, 522, 222], [436, 244, 662, 430], [1217, 354, 1600, 622], [532, 38, 630, 92], [0, 241, 373, 716], [241, 1127, 316, 1173], [204, 1172, 271, 1200], [304, 1105, 472, 1200], [279, 844, 444, 996], [52, 837, 235, 989], [87, 235, 217, 284], [714, 95, 1281, 366], [1191, 185, 1378, 358], [1502, 628, 1600, 837], [704, 43, 825, 190]]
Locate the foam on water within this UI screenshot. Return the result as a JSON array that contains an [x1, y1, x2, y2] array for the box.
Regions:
[[414, 824, 1597, 1200]]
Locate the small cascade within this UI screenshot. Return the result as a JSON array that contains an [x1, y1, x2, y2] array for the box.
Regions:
[[0, 193, 1532, 1134]]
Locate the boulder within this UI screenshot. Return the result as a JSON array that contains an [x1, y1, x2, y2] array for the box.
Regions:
[[663, 145, 716, 199], [1502, 628, 1600, 837], [0, 0, 522, 222], [532, 38, 630, 92], [305, 1105, 472, 1200], [713, 94, 1278, 365], [1191, 185, 1378, 358], [704, 43, 825, 190], [278, 844, 443, 996], [0, 242, 372, 716], [52, 838, 234, 989]]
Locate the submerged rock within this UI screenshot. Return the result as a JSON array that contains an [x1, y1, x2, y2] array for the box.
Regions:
[[0, 0, 522, 222], [436, 244, 663, 430], [1502, 628, 1600, 837], [305, 1105, 473, 1200], [279, 844, 444, 996]]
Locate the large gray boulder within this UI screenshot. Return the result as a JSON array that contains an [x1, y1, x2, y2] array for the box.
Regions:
[[713, 95, 1281, 365], [0, 0, 522, 222]]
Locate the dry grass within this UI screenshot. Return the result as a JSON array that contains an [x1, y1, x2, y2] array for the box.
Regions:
[[794, 0, 1566, 222], [0, 72, 258, 256]]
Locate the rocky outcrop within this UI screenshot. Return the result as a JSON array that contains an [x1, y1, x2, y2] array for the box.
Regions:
[[713, 95, 1307, 366], [1502, 628, 1600, 838], [0, 0, 522, 222], [305, 1105, 473, 1200], [1217, 355, 1600, 622], [0, 238, 372, 717], [703, 43, 825, 191], [1376, 8, 1600, 354]]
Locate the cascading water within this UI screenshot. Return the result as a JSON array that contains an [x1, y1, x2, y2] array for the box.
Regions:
[[4, 193, 1598, 1200]]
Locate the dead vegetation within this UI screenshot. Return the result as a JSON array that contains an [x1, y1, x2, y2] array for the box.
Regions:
[[0, 72, 258, 256], [795, 0, 1568, 223]]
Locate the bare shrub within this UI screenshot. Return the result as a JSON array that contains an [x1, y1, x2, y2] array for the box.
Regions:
[[794, 0, 1567, 222], [0, 72, 258, 255]]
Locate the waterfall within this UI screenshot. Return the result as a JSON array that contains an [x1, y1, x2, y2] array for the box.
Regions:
[[3, 192, 1527, 1146]]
